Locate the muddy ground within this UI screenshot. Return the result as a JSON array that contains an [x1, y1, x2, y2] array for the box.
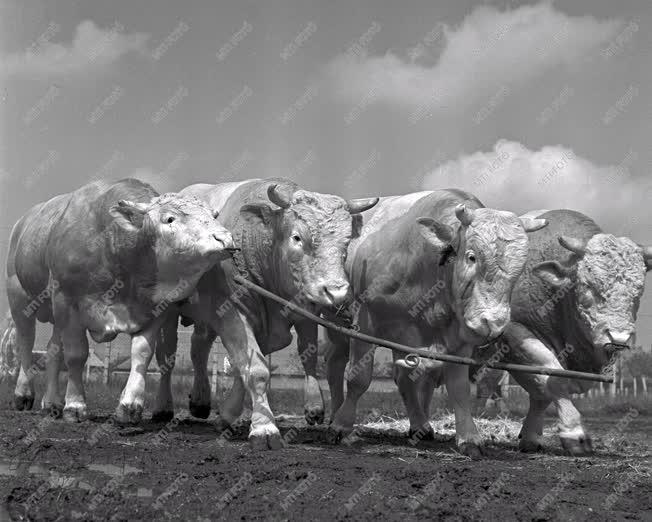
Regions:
[[0, 407, 650, 521]]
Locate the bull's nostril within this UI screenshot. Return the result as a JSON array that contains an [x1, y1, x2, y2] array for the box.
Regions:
[[323, 283, 349, 305], [606, 329, 632, 346]]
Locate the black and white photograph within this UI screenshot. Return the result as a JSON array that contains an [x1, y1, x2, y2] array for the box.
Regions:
[[0, 0, 650, 520]]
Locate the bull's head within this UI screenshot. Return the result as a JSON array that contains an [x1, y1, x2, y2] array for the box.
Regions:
[[418, 204, 547, 344], [109, 193, 234, 300], [532, 234, 651, 358], [240, 183, 378, 307]]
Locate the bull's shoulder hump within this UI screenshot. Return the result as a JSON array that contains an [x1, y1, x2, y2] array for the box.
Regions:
[[520, 209, 550, 220]]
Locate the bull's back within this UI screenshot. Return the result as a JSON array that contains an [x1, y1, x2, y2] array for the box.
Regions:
[[11, 193, 71, 297]]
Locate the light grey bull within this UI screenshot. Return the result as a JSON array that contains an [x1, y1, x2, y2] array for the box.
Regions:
[[153, 178, 377, 449], [4, 178, 233, 421], [323, 189, 547, 456]]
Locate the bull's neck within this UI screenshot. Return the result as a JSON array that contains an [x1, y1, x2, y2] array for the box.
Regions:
[[105, 226, 158, 302]]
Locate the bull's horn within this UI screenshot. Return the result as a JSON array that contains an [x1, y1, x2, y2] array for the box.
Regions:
[[118, 200, 149, 213], [267, 184, 293, 209], [455, 204, 475, 226], [520, 217, 548, 233], [639, 245, 652, 270], [347, 197, 379, 215], [559, 235, 587, 256]]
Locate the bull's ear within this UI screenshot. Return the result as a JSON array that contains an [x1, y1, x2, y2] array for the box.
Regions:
[[520, 217, 548, 233], [109, 200, 149, 232], [417, 217, 454, 250], [240, 203, 273, 226], [532, 261, 572, 287]]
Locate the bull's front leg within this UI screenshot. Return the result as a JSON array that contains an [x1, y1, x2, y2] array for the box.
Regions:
[[116, 314, 166, 424], [324, 330, 349, 423], [152, 312, 179, 422], [444, 343, 483, 457], [188, 322, 217, 419], [216, 310, 281, 450], [58, 316, 90, 422], [295, 320, 324, 425], [42, 327, 64, 418], [503, 322, 592, 456]]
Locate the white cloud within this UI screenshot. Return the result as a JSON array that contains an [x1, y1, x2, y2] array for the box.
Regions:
[[2, 20, 149, 77], [421, 140, 651, 241], [327, 3, 622, 115]]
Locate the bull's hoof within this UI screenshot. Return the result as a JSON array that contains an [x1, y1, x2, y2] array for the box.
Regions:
[[46, 403, 64, 419], [325, 425, 351, 445], [248, 426, 283, 451], [560, 435, 593, 456], [215, 417, 235, 434], [115, 403, 143, 425], [407, 424, 435, 444], [304, 406, 325, 426], [14, 395, 34, 411], [63, 405, 88, 423], [189, 401, 211, 419], [518, 435, 543, 453], [458, 442, 484, 459], [151, 410, 175, 423]]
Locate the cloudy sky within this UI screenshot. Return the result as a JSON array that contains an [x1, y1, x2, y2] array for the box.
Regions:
[[1, 0, 651, 344]]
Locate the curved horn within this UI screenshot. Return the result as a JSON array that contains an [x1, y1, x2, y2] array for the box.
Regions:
[[347, 197, 379, 215], [639, 245, 652, 270], [267, 184, 293, 209], [520, 217, 548, 233], [454, 204, 475, 227], [118, 200, 149, 213], [558, 235, 587, 256]]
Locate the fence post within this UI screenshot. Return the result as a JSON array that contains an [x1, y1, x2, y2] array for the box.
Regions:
[[104, 342, 111, 385], [610, 364, 617, 396], [642, 376, 648, 394], [211, 351, 218, 396], [633, 376, 637, 397]]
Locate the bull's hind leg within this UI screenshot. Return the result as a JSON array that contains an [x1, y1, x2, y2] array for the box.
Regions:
[[393, 355, 435, 442], [13, 316, 36, 411], [152, 313, 179, 422], [8, 277, 37, 411], [329, 309, 374, 442], [188, 322, 217, 419], [295, 320, 324, 425], [216, 310, 281, 450], [504, 322, 592, 456], [42, 326, 64, 417]]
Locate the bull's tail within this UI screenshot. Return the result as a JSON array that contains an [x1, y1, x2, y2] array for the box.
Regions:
[[0, 312, 19, 382]]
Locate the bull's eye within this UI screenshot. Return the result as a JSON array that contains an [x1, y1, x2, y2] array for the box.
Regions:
[[466, 252, 476, 263], [292, 234, 302, 244], [579, 290, 593, 308], [165, 216, 176, 224]]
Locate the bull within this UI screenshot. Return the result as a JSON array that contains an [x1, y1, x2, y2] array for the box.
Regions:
[[4, 178, 233, 421], [153, 179, 378, 449], [470, 209, 651, 455], [324, 189, 547, 456]]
